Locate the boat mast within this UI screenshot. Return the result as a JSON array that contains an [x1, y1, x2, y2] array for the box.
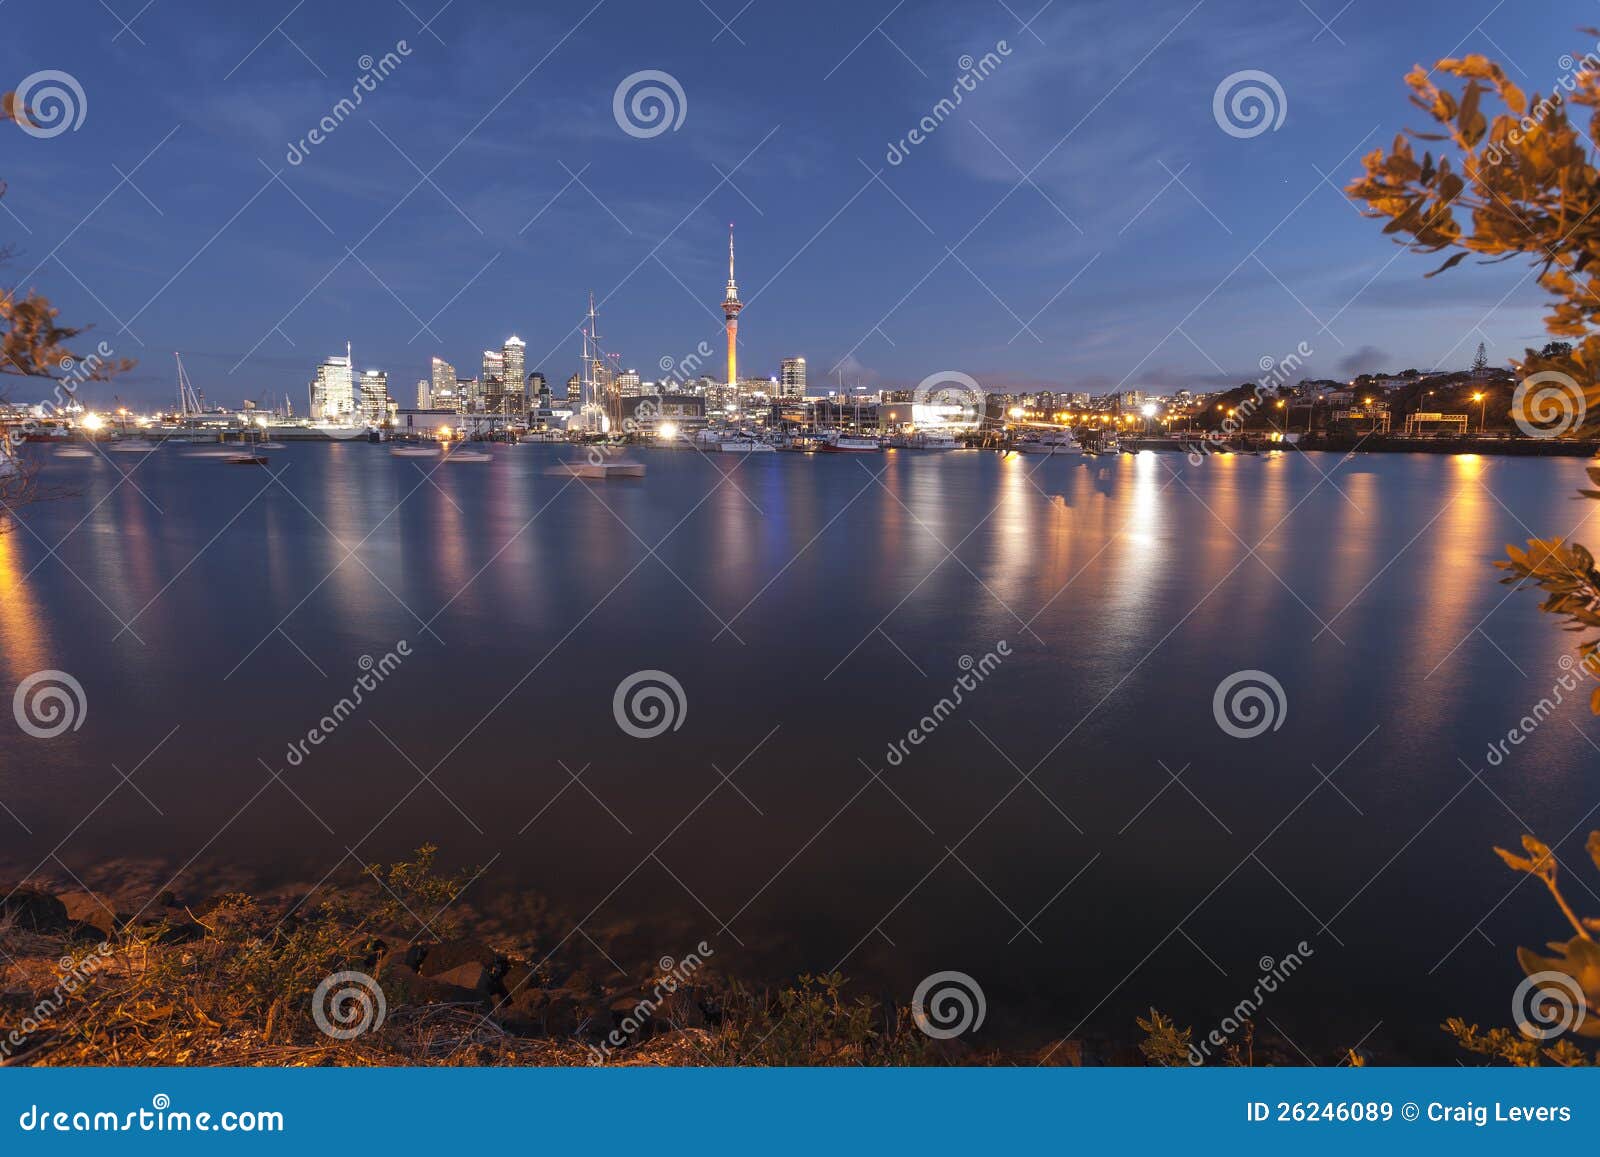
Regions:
[[174, 352, 202, 419]]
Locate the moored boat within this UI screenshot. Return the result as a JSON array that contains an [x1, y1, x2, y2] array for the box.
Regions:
[[1017, 431, 1084, 456], [819, 433, 882, 453]]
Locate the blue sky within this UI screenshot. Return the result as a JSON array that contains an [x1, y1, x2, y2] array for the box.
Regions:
[[0, 0, 1586, 407]]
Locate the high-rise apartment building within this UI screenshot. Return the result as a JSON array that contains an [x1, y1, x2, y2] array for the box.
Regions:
[[780, 357, 806, 399], [431, 357, 455, 409], [497, 336, 527, 418], [310, 344, 355, 420], [359, 370, 389, 425]]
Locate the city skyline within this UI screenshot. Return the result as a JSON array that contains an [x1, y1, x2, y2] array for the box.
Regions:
[[0, 0, 1581, 409]]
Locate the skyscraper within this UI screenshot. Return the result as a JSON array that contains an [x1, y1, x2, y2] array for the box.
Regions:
[[780, 357, 807, 400], [415, 379, 430, 408], [431, 356, 455, 409], [359, 369, 389, 425], [310, 344, 355, 420], [617, 369, 642, 397], [722, 224, 742, 390], [499, 336, 527, 419], [480, 350, 503, 416]]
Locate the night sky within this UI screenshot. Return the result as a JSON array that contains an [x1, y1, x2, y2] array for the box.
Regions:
[[0, 0, 1584, 408]]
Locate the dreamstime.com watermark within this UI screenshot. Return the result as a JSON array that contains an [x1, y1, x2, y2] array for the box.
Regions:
[[1212, 69, 1287, 139], [16, 1095, 283, 1134], [311, 970, 388, 1040], [883, 642, 1011, 767], [1211, 669, 1287, 739], [12, 669, 87, 739], [1, 942, 113, 1060], [586, 942, 714, 1062], [584, 397, 662, 467], [282, 643, 410, 765], [613, 69, 686, 138], [1189, 342, 1311, 464], [886, 42, 1013, 165], [912, 370, 986, 426], [9, 69, 87, 139], [911, 970, 986, 1039], [1512, 370, 1588, 439], [285, 42, 413, 165], [1480, 40, 1600, 168], [1484, 653, 1600, 767], [658, 341, 717, 388], [612, 669, 687, 738], [1188, 942, 1314, 1064], [1513, 970, 1589, 1040]]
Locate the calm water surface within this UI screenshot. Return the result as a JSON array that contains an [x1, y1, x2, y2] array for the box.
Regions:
[[1, 443, 1596, 1058]]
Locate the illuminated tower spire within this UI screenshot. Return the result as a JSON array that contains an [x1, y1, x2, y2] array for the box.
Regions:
[[722, 223, 743, 391]]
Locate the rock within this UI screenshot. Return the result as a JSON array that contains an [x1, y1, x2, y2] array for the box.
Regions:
[[564, 969, 594, 995], [57, 892, 119, 937], [431, 962, 491, 994], [379, 962, 484, 1007], [378, 943, 427, 972], [498, 964, 539, 999], [2, 890, 68, 933], [416, 939, 503, 979], [492, 987, 589, 1037]]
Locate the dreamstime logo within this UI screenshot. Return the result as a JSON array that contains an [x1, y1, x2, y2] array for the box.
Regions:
[[1512, 370, 1586, 439], [283, 643, 410, 766], [613, 70, 687, 139], [612, 669, 687, 738], [911, 970, 986, 1039], [1188, 942, 1314, 1064], [311, 970, 387, 1040], [284, 42, 412, 165], [884, 643, 1010, 766], [1211, 669, 1286, 739], [1512, 970, 1587, 1041], [13, 670, 86, 739], [1212, 69, 1287, 139], [885, 41, 1012, 165], [11, 70, 87, 139], [1484, 653, 1600, 767], [585, 941, 715, 1062], [912, 370, 987, 426]]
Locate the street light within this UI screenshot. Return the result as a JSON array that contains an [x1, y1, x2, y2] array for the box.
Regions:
[[1472, 391, 1485, 433]]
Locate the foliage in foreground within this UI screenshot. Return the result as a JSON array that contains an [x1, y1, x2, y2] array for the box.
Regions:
[[1443, 834, 1600, 1066], [0, 848, 935, 1067]]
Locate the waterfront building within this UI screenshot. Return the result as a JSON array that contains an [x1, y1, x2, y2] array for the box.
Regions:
[[492, 336, 526, 420], [431, 357, 456, 410], [310, 345, 355, 420], [620, 393, 707, 435], [415, 379, 429, 409], [480, 350, 505, 414], [359, 369, 389, 425], [528, 372, 547, 411], [780, 357, 806, 399], [617, 369, 643, 397]]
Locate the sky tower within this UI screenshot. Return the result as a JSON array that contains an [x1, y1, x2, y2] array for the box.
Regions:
[[722, 223, 742, 390]]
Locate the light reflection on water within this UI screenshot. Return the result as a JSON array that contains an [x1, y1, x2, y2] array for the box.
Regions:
[[0, 444, 1595, 1057]]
